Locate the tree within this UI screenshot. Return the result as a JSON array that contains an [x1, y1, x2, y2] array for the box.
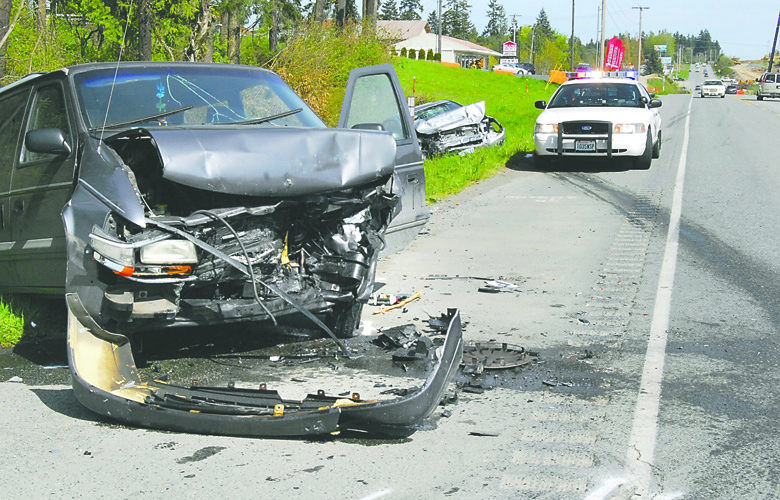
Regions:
[[643, 44, 663, 75], [534, 9, 555, 41], [427, 9, 438, 34], [379, 0, 399, 20], [441, 0, 473, 40], [481, 0, 506, 39], [398, 0, 422, 20]]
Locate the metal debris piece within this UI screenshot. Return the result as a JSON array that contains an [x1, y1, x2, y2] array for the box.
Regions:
[[479, 279, 520, 293], [468, 431, 499, 437], [373, 324, 418, 349], [460, 342, 531, 370]]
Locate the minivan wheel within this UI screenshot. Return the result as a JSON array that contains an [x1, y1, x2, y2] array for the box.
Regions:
[[326, 301, 364, 338]]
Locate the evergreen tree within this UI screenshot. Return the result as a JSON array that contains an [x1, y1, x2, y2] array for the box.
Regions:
[[643, 44, 663, 75], [481, 0, 507, 39], [379, 0, 399, 20], [441, 0, 473, 39], [399, 0, 422, 20], [534, 9, 555, 42], [427, 10, 439, 34]]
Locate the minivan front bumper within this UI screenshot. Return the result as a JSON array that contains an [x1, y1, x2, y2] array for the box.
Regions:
[[67, 293, 464, 437]]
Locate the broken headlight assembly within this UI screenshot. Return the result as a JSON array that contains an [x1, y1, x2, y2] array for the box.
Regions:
[[90, 226, 198, 278]]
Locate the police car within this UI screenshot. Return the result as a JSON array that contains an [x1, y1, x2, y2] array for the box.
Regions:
[[533, 71, 662, 169]]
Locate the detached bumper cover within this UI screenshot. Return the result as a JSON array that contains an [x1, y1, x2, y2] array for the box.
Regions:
[[67, 294, 463, 437]]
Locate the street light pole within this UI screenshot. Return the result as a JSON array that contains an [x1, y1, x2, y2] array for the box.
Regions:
[[600, 0, 606, 70], [570, 0, 575, 71], [633, 6, 648, 73]]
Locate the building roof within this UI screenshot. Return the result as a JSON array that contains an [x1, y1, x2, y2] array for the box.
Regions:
[[376, 20, 431, 41], [393, 33, 501, 58]]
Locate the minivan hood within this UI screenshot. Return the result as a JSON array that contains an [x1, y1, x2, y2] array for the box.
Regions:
[[145, 127, 397, 197]]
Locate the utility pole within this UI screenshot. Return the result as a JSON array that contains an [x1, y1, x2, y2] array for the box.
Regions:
[[633, 6, 648, 74], [600, 0, 606, 70], [530, 24, 536, 66], [437, 0, 442, 56], [770, 11, 780, 72], [570, 0, 575, 71], [512, 14, 518, 44]]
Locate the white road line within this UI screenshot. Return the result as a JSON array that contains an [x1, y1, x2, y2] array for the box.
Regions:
[[622, 95, 693, 496]]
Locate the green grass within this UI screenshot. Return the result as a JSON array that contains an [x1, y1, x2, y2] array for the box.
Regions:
[[391, 58, 558, 201], [0, 297, 25, 348], [646, 76, 687, 95]]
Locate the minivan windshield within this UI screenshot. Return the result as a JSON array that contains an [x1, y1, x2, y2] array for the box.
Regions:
[[74, 65, 326, 130]]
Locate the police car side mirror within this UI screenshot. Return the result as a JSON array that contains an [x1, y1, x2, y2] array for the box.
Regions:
[[534, 100, 547, 110], [649, 99, 662, 108]]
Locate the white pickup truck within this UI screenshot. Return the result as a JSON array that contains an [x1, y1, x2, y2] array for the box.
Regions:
[[701, 79, 726, 98]]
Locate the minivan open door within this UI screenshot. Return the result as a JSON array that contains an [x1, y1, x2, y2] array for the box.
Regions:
[[338, 65, 429, 253]]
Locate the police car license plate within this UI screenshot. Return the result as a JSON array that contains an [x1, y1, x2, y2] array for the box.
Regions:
[[575, 141, 596, 152]]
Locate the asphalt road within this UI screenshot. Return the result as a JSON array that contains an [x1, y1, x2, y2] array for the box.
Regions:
[[2, 84, 779, 499]]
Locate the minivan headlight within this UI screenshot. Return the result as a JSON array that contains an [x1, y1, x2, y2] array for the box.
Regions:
[[139, 240, 198, 264]]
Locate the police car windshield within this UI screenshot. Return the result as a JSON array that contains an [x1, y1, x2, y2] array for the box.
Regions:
[[549, 82, 645, 108]]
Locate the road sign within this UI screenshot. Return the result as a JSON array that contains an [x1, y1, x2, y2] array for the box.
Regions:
[[503, 41, 517, 57]]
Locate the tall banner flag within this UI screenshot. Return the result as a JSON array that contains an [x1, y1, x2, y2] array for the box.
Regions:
[[604, 37, 625, 70]]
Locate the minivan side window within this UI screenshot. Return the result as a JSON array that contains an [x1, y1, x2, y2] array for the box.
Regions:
[[0, 92, 29, 170], [22, 84, 70, 163], [343, 73, 410, 141]]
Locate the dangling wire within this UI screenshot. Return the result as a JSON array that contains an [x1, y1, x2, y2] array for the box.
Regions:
[[98, 0, 136, 149]]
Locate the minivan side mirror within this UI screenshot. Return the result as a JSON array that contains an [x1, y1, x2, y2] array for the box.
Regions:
[[25, 128, 72, 155]]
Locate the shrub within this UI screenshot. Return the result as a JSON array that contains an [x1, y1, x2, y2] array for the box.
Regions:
[[427, 49, 434, 60], [434, 52, 441, 62], [270, 21, 389, 126], [400, 47, 408, 57], [408, 48, 416, 59]]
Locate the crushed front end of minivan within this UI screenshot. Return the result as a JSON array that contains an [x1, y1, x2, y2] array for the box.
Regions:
[[5, 62, 453, 436]]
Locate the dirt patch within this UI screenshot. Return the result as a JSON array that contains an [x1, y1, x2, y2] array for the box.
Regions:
[[731, 60, 766, 82]]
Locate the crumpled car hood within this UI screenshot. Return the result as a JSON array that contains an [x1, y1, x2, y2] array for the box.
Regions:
[[145, 127, 397, 197], [415, 101, 487, 135]]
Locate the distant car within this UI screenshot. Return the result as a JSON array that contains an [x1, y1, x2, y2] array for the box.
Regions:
[[517, 62, 536, 75], [533, 76, 662, 169], [701, 79, 726, 98], [756, 72, 780, 100], [725, 85, 738, 94], [414, 99, 505, 157], [492, 62, 528, 75]]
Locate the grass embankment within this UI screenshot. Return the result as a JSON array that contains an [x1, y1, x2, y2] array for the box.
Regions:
[[392, 58, 556, 201]]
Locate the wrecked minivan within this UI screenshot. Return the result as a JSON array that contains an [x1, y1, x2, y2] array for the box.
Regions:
[[413, 99, 505, 157], [0, 62, 460, 436]]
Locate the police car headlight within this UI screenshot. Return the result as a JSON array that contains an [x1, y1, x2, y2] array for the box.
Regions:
[[535, 123, 558, 134], [613, 123, 646, 134]]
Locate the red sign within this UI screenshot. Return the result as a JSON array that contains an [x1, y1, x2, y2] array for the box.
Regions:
[[604, 37, 624, 70], [502, 41, 517, 57]]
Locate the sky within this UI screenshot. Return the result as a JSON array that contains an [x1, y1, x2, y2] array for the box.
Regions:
[[414, 0, 779, 61]]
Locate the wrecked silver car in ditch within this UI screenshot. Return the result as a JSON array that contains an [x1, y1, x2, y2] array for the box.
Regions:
[[0, 62, 460, 436], [413, 99, 505, 157]]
